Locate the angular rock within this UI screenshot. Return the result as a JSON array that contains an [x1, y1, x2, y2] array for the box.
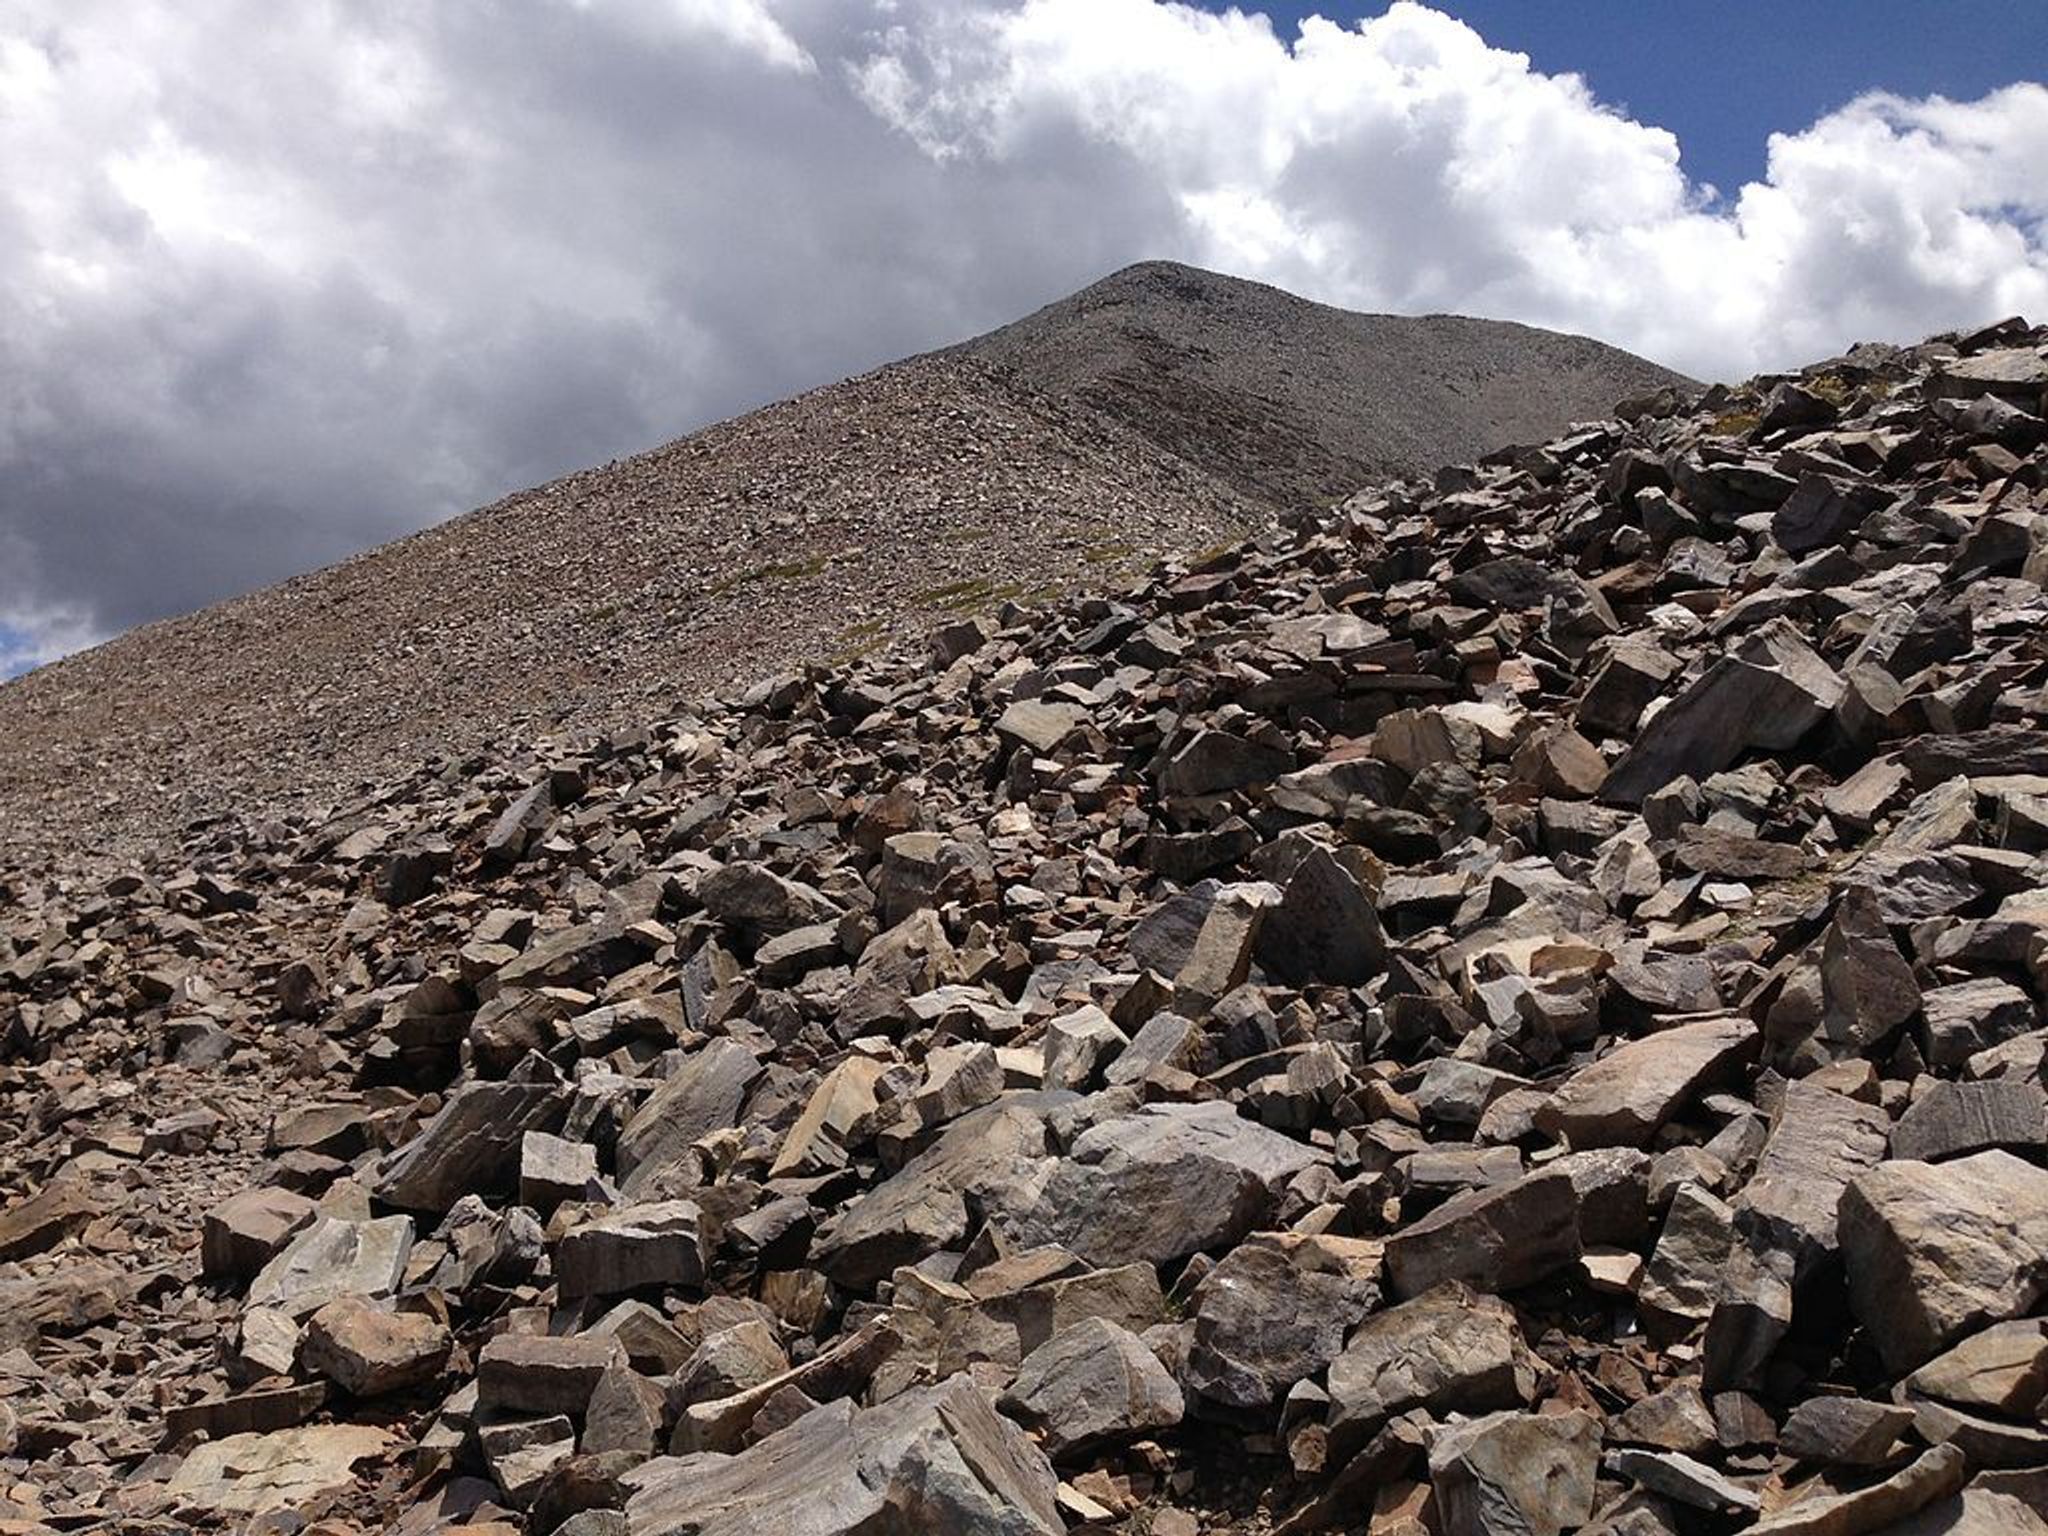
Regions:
[[1326, 1283, 1535, 1449], [301, 1297, 451, 1398], [478, 1333, 629, 1417], [0, 1178, 96, 1262], [556, 1201, 710, 1298], [1013, 1101, 1322, 1268], [166, 1424, 394, 1517], [1185, 1240, 1380, 1411], [1537, 1017, 1757, 1149], [1383, 1165, 1580, 1298], [998, 1317, 1183, 1458], [371, 1078, 566, 1213], [1907, 1317, 2048, 1416], [1890, 1079, 2048, 1162], [1253, 846, 1386, 987], [1839, 1150, 2048, 1371], [1749, 1443, 1966, 1534], [1429, 1409, 1600, 1536], [616, 1039, 764, 1194], [246, 1214, 414, 1318], [625, 1375, 1061, 1536], [202, 1186, 316, 1280]]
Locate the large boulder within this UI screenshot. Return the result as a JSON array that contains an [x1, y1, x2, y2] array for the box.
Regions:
[[1011, 1101, 1323, 1267], [1383, 1166, 1580, 1298], [1839, 1151, 2048, 1371], [624, 1375, 1061, 1536], [1185, 1239, 1380, 1411], [1326, 1283, 1537, 1450], [812, 1096, 1059, 1288], [998, 1318, 1184, 1459], [1536, 1016, 1757, 1148]]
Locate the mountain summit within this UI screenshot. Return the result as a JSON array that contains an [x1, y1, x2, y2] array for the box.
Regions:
[[0, 262, 1691, 854], [955, 260, 1691, 507]]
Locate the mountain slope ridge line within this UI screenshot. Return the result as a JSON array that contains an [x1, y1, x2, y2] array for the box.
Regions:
[[0, 261, 1690, 859]]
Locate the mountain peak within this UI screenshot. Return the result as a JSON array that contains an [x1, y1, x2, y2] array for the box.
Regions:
[[0, 266, 1690, 854]]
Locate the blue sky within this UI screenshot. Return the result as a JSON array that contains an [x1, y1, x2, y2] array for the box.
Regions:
[[1211, 1, 2048, 196]]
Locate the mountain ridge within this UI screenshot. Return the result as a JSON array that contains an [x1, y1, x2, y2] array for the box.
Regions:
[[0, 262, 1693, 858]]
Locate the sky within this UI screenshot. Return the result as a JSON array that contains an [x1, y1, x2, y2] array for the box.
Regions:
[[1240, 1, 2048, 197], [3, 2, 2046, 677]]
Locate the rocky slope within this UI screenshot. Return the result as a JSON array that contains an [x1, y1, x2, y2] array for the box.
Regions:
[[954, 261, 1694, 511], [0, 263, 1689, 861], [7, 318, 2048, 1536]]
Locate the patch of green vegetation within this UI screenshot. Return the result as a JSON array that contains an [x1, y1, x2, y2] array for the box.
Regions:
[[1805, 372, 1854, 406], [909, 575, 1047, 617], [1081, 539, 1136, 565], [706, 552, 835, 596]]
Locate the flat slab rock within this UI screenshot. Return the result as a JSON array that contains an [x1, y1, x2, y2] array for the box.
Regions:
[[167, 1423, 394, 1516], [624, 1374, 1060, 1536], [1536, 1016, 1758, 1149]]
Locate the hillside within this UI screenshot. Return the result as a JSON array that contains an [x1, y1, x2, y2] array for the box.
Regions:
[[0, 263, 1692, 859], [953, 260, 1693, 507], [2, 317, 2043, 1533]]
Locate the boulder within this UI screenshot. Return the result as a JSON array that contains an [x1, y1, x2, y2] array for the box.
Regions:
[[556, 1201, 710, 1298], [998, 1318, 1184, 1458], [1185, 1240, 1380, 1411], [1012, 1101, 1322, 1267], [1326, 1283, 1536, 1450], [625, 1375, 1061, 1536], [301, 1297, 451, 1398], [1537, 1017, 1757, 1148], [246, 1214, 414, 1318], [1428, 1409, 1600, 1536], [1839, 1151, 2048, 1371], [1384, 1166, 1580, 1298]]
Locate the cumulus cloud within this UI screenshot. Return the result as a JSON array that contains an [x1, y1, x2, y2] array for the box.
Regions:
[[2, 0, 2044, 672]]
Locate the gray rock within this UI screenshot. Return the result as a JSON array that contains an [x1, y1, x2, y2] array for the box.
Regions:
[[1779, 1396, 1913, 1467], [1253, 846, 1387, 986], [371, 1078, 567, 1213], [477, 1332, 629, 1417], [995, 700, 1086, 755], [1537, 1017, 1757, 1148], [625, 1375, 1061, 1536], [1922, 976, 2039, 1067], [1185, 1240, 1380, 1411], [1840, 1150, 2048, 1371], [616, 1039, 765, 1194], [1606, 1449, 1759, 1513], [1429, 1408, 1601, 1536], [1159, 728, 1294, 798], [1639, 1183, 1735, 1331], [698, 861, 841, 940], [1013, 1101, 1321, 1267], [1326, 1282, 1536, 1450], [1890, 1078, 2048, 1162], [998, 1317, 1183, 1458], [556, 1201, 710, 1299], [813, 1097, 1057, 1288], [1384, 1165, 1580, 1298], [246, 1214, 414, 1318], [1748, 1443, 1966, 1534]]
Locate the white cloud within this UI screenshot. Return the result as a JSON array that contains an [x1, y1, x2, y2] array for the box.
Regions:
[[2, 0, 2044, 672]]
